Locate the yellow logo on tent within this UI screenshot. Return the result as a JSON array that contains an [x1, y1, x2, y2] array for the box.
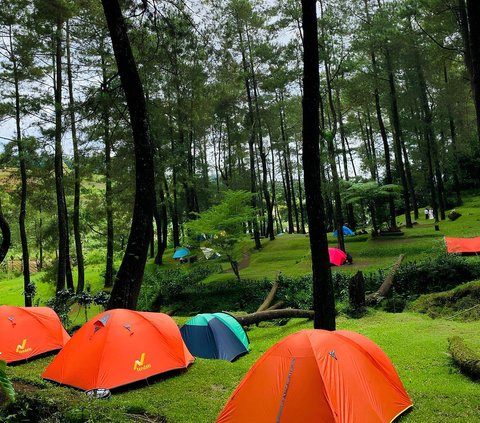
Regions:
[[16, 339, 32, 354], [133, 353, 151, 372]]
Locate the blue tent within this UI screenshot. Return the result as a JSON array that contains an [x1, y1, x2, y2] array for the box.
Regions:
[[333, 226, 355, 237], [180, 313, 249, 362], [173, 247, 190, 259]]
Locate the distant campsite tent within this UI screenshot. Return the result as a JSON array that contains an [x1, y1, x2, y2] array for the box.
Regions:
[[173, 247, 190, 259], [445, 237, 480, 255], [42, 309, 194, 391], [328, 247, 347, 266], [216, 329, 412, 423], [200, 247, 221, 260], [180, 312, 249, 362], [333, 225, 355, 237], [0, 306, 70, 364]]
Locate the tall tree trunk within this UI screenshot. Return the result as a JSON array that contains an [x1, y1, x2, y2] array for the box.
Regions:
[[247, 27, 274, 240], [466, 0, 480, 144], [287, 144, 300, 233], [385, 49, 413, 228], [102, 0, 155, 310], [366, 108, 380, 183], [62, 189, 75, 292], [295, 139, 306, 233], [278, 94, 294, 233], [458, 0, 473, 82], [54, 19, 68, 294], [436, 132, 448, 220], [66, 21, 85, 294], [237, 17, 261, 249], [322, 52, 345, 250], [444, 64, 462, 205], [358, 113, 376, 180], [0, 199, 10, 265], [414, 49, 441, 221], [168, 110, 180, 248], [371, 52, 396, 228], [337, 90, 356, 229], [102, 53, 114, 289], [400, 134, 419, 220], [302, 0, 335, 331], [154, 182, 168, 265], [10, 28, 31, 306]]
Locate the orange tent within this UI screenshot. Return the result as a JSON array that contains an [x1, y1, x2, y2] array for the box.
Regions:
[[42, 309, 194, 391], [217, 330, 412, 423], [0, 306, 70, 364], [445, 236, 480, 254]]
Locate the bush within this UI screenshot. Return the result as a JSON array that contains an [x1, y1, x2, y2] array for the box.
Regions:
[[137, 263, 222, 311], [394, 254, 480, 296], [46, 289, 76, 327], [411, 280, 480, 320]]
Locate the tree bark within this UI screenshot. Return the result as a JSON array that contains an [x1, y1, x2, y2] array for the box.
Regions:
[[385, 49, 413, 228], [102, 0, 155, 310], [246, 27, 274, 241], [66, 21, 85, 294], [235, 308, 314, 326], [466, 0, 480, 144], [366, 254, 405, 305], [154, 180, 168, 265], [301, 0, 336, 331], [0, 199, 10, 265], [444, 64, 462, 205], [101, 52, 114, 289], [10, 27, 31, 306], [237, 16, 261, 249], [371, 51, 396, 228], [278, 96, 294, 233], [414, 50, 440, 222], [54, 19, 68, 294]]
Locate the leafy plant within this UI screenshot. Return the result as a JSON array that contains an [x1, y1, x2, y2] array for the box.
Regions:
[[0, 360, 15, 403], [137, 263, 222, 311], [394, 254, 480, 296], [186, 190, 254, 281], [46, 289, 76, 327]]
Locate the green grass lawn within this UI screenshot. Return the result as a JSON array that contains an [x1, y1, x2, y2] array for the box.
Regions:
[[2, 195, 480, 421], [5, 311, 480, 422]]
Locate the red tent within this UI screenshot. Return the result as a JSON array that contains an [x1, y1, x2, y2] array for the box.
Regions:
[[0, 306, 70, 364], [42, 309, 194, 391], [217, 330, 412, 423], [328, 247, 347, 266], [445, 237, 480, 254]]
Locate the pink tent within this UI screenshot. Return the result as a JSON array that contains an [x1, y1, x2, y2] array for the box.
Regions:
[[328, 248, 347, 266]]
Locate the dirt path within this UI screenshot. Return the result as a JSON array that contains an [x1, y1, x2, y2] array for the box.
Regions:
[[225, 248, 250, 272]]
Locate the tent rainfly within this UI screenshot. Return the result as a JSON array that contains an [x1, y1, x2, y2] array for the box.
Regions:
[[445, 236, 480, 255], [0, 306, 70, 364], [42, 309, 194, 391], [216, 329, 412, 423], [181, 312, 249, 361]]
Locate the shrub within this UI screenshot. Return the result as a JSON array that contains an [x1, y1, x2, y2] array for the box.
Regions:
[[46, 289, 76, 327], [137, 263, 222, 311], [411, 280, 480, 320], [394, 254, 480, 296]]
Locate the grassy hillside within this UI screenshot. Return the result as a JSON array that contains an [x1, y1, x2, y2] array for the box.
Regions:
[[4, 312, 479, 422]]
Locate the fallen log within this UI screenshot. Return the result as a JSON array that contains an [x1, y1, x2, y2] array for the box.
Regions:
[[366, 254, 405, 306], [266, 301, 284, 311], [256, 279, 279, 312], [234, 309, 314, 326], [448, 336, 480, 379]]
